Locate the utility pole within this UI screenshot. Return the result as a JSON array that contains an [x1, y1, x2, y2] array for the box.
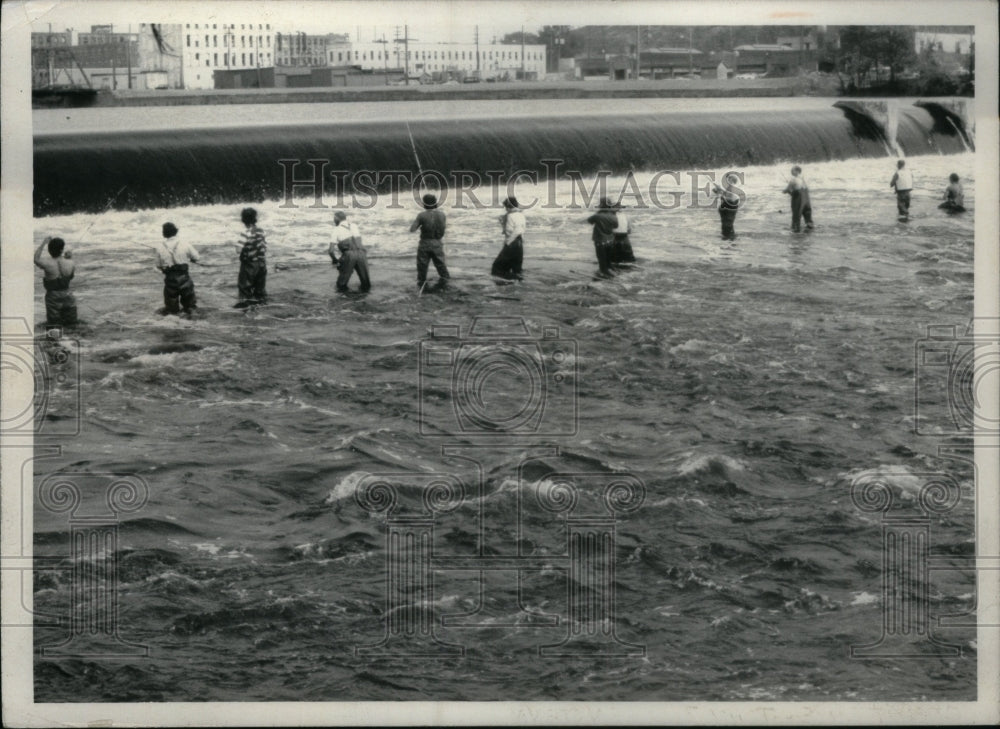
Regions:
[[520, 25, 525, 79], [394, 26, 415, 85], [375, 34, 389, 84], [110, 23, 117, 89], [635, 25, 640, 79], [127, 24, 133, 89], [688, 26, 694, 76]]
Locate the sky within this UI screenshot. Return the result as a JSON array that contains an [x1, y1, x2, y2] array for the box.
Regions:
[[23, 0, 561, 43], [20, 0, 979, 43]]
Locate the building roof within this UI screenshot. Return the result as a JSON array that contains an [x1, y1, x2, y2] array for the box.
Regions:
[[735, 44, 795, 51], [641, 47, 704, 55]]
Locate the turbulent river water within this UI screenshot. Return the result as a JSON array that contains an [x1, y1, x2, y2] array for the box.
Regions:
[[30, 100, 976, 701]]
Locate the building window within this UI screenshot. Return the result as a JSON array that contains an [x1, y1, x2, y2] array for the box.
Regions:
[[205, 59, 209, 67], [205, 35, 209, 46], [339, 51, 343, 62], [195, 52, 200, 60], [186, 35, 190, 47], [214, 52, 218, 64], [242, 53, 246, 65]]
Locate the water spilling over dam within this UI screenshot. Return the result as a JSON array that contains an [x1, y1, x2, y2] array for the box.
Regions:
[[33, 100, 970, 216]]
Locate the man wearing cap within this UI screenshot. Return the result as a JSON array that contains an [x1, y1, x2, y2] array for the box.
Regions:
[[409, 193, 450, 288], [491, 196, 525, 280], [330, 211, 371, 292], [156, 222, 200, 317], [585, 197, 618, 277]]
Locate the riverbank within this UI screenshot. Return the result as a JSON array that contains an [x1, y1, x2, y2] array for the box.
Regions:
[[84, 75, 841, 107]]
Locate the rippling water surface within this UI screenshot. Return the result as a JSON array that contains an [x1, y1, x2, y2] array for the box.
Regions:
[[33, 149, 975, 701]]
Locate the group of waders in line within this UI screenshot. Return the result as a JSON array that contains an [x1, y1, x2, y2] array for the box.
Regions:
[[708, 161, 968, 242], [34, 164, 968, 329]]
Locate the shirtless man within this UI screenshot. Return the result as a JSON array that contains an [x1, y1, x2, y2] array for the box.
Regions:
[[34, 237, 77, 328]]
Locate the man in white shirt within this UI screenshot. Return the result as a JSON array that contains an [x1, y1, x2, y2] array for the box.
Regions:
[[156, 222, 200, 316], [890, 159, 914, 220], [331, 211, 371, 292], [611, 202, 636, 265], [491, 196, 525, 280]]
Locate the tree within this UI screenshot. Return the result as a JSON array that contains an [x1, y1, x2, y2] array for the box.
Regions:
[[838, 26, 914, 89], [502, 30, 541, 45]]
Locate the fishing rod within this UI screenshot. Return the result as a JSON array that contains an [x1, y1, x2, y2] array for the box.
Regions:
[[72, 185, 128, 246], [406, 121, 425, 181]]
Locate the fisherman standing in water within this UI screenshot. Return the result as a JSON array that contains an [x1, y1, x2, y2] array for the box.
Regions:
[[410, 193, 450, 289], [889, 159, 914, 221], [34, 236, 77, 328], [611, 200, 636, 266], [782, 166, 814, 233], [330, 211, 371, 292], [156, 222, 200, 317], [585, 197, 618, 277], [491, 196, 525, 280], [711, 174, 741, 241], [939, 173, 966, 214], [233, 207, 268, 307]]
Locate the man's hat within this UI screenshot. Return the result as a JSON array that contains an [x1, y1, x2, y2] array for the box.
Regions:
[[162, 222, 178, 238], [422, 193, 438, 209], [334, 211, 347, 222], [598, 197, 615, 209]]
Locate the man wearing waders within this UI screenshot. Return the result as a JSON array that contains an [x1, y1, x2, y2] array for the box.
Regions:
[[330, 211, 371, 292], [783, 166, 814, 232], [611, 201, 636, 266], [586, 197, 618, 277], [890, 159, 913, 221], [410, 193, 450, 288], [712, 174, 741, 241], [34, 236, 77, 328], [234, 207, 268, 307], [156, 223, 200, 317], [939, 173, 966, 214], [492, 196, 525, 280]]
